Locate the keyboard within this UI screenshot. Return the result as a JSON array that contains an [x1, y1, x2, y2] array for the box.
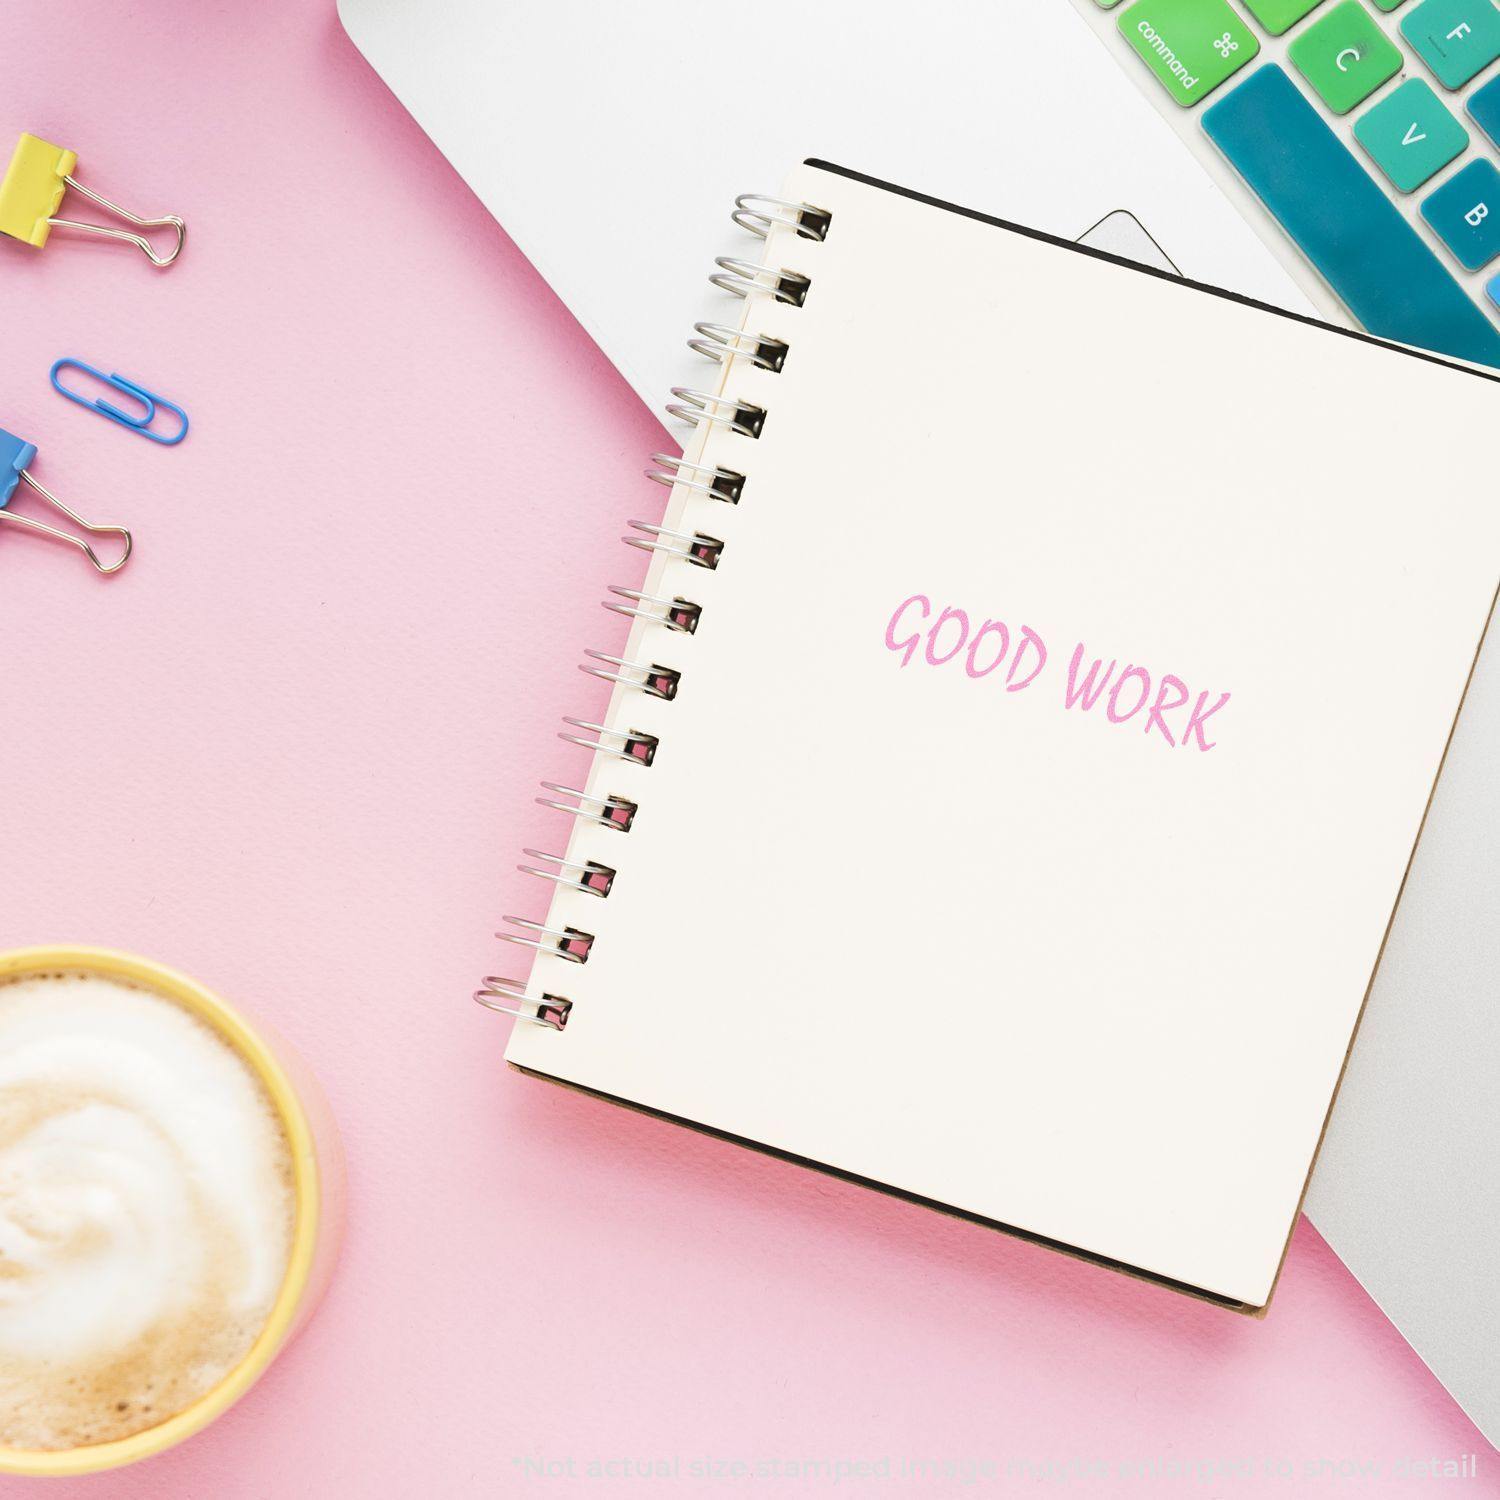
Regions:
[[1096, 0, 1500, 366]]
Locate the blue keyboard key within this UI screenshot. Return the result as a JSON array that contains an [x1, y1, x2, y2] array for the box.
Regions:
[[1202, 65, 1500, 368], [1422, 159, 1500, 267], [1489, 271, 1500, 310], [1468, 73, 1500, 147]]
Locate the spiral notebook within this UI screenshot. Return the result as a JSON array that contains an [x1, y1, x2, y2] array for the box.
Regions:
[[486, 160, 1500, 1312]]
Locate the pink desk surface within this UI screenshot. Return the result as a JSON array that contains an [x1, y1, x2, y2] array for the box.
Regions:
[[0, 3, 1492, 1495]]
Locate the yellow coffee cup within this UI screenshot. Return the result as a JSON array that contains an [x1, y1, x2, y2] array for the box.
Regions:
[[0, 946, 345, 1477]]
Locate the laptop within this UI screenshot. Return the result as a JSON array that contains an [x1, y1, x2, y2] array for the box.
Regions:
[[337, 0, 1500, 1443]]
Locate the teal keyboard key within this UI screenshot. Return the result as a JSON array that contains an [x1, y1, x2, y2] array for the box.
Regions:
[[1355, 79, 1469, 190], [1489, 270, 1500, 308], [1401, 0, 1500, 87], [1468, 73, 1500, 145], [1422, 158, 1500, 266], [1202, 66, 1500, 367]]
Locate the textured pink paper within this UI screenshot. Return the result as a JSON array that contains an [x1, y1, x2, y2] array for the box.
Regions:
[[0, 2, 1493, 1494]]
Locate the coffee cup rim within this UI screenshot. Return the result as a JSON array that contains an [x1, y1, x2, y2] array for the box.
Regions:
[[0, 945, 323, 1477]]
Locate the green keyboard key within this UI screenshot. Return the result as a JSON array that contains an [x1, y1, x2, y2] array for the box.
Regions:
[[1242, 0, 1325, 33], [1118, 0, 1260, 106], [1371, 0, 1410, 10], [1290, 1, 1404, 112], [1401, 0, 1500, 87], [1355, 78, 1470, 188]]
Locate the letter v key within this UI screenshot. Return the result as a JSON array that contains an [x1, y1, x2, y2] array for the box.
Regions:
[[1351, 78, 1469, 193]]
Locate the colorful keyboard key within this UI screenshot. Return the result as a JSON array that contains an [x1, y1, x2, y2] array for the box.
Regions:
[[1242, 0, 1324, 34], [1355, 79, 1469, 189], [1467, 73, 1500, 145], [1401, 0, 1500, 87], [1118, 0, 1259, 106], [1422, 158, 1500, 266], [1488, 271, 1500, 308], [1372, 0, 1412, 10], [1202, 66, 1500, 366], [1290, 1, 1404, 113]]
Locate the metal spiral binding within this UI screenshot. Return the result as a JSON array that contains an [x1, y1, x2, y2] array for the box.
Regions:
[[475, 187, 831, 1030], [474, 977, 572, 1030], [709, 257, 812, 306], [665, 388, 767, 438], [517, 847, 617, 897], [579, 650, 681, 702], [645, 455, 746, 504], [730, 194, 833, 243], [497, 915, 595, 964], [536, 780, 639, 830], [688, 322, 789, 373], [603, 586, 703, 634], [623, 521, 724, 569], [558, 717, 660, 765]]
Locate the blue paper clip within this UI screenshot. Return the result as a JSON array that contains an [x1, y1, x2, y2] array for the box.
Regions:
[[50, 358, 188, 445], [0, 426, 132, 573]]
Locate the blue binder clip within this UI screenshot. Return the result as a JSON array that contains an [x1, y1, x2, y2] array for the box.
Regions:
[[50, 359, 188, 445], [0, 427, 132, 573]]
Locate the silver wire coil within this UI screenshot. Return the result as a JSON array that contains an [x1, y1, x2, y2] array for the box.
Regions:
[[730, 194, 832, 243], [558, 716, 660, 766], [665, 387, 767, 439], [518, 847, 617, 897], [603, 586, 702, 634], [479, 187, 832, 1030], [580, 650, 681, 702], [645, 454, 745, 504], [687, 321, 789, 373], [709, 256, 811, 306], [497, 914, 595, 964], [474, 976, 572, 1030], [536, 780, 639, 831], [623, 521, 723, 569]]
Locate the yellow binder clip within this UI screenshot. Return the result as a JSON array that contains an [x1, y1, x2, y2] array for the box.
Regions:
[[0, 133, 185, 267]]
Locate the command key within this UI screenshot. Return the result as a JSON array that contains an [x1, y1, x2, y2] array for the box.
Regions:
[[1119, 0, 1261, 106]]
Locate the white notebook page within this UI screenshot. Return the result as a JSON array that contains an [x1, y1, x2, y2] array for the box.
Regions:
[[505, 161, 1500, 1309]]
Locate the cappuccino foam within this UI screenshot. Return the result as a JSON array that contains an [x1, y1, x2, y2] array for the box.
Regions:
[[0, 971, 294, 1451]]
